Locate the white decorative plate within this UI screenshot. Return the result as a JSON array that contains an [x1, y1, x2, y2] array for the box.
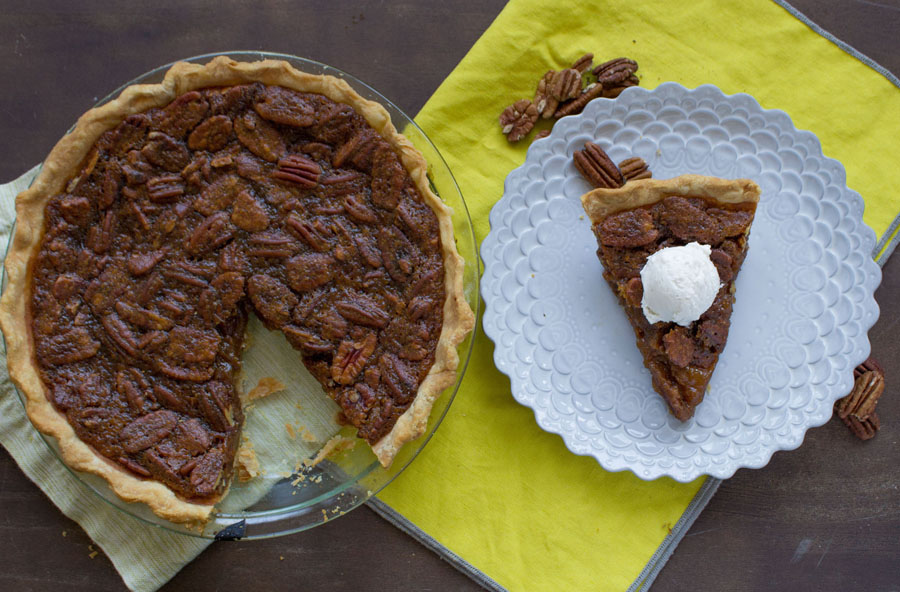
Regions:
[[481, 82, 881, 482]]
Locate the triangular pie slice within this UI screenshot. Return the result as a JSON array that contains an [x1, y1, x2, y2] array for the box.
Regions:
[[581, 175, 760, 421], [0, 57, 474, 524]]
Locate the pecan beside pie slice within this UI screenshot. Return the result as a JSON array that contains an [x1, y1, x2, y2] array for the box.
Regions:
[[0, 57, 473, 524], [581, 175, 760, 421]]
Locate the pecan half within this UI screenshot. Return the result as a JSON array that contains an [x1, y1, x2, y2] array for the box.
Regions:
[[592, 57, 639, 85], [188, 115, 233, 151], [247, 274, 298, 329], [663, 327, 694, 368], [158, 90, 209, 139], [153, 384, 184, 411], [571, 52, 594, 73], [115, 300, 174, 331], [185, 211, 235, 255], [173, 418, 212, 455], [193, 175, 242, 215], [166, 326, 221, 366], [333, 129, 380, 170], [573, 141, 625, 188], [407, 295, 435, 322], [536, 68, 582, 119], [283, 325, 333, 354], [336, 294, 390, 329], [116, 370, 146, 412], [198, 382, 233, 431], [370, 146, 405, 210], [273, 154, 321, 188], [343, 194, 378, 223], [332, 333, 378, 385], [101, 313, 140, 357], [619, 157, 652, 181], [550, 69, 582, 102], [37, 327, 101, 366], [285, 252, 335, 292], [318, 310, 349, 341], [141, 132, 191, 172], [58, 195, 92, 226], [836, 361, 885, 421], [128, 249, 168, 276], [231, 190, 270, 232], [190, 449, 224, 497], [254, 86, 316, 128], [119, 410, 178, 453], [835, 357, 885, 440], [553, 82, 604, 119], [234, 111, 286, 163], [247, 231, 296, 258], [534, 71, 559, 119], [499, 99, 538, 142], [87, 210, 117, 254], [842, 413, 880, 440], [146, 175, 185, 202], [379, 353, 416, 404], [285, 212, 330, 252]]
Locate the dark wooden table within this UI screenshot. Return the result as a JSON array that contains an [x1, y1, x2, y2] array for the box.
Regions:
[[1, 2, 898, 590]]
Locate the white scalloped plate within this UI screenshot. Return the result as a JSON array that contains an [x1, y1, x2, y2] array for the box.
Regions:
[[481, 82, 881, 482]]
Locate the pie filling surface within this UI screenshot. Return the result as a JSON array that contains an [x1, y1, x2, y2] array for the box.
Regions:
[[583, 176, 759, 421], [28, 82, 451, 503]]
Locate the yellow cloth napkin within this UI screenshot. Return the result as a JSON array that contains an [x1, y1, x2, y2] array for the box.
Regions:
[[377, 0, 900, 590]]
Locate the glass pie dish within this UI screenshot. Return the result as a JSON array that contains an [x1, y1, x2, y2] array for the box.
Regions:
[[1, 51, 478, 539]]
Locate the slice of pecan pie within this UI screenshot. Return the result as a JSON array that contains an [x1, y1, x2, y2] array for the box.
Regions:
[[581, 175, 759, 421], [0, 57, 473, 524]]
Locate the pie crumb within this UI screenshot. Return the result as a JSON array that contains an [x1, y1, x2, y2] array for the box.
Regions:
[[285, 423, 296, 439], [236, 442, 260, 482], [62, 530, 67, 537], [302, 435, 356, 469], [244, 376, 286, 403], [280, 556, 284, 561]]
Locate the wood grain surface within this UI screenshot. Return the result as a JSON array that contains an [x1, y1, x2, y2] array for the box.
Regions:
[[1, 1, 898, 591]]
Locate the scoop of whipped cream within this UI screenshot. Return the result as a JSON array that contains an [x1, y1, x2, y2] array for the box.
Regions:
[[640, 242, 721, 326]]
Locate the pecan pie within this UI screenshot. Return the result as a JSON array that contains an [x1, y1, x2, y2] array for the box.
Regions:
[[0, 57, 473, 524], [581, 175, 759, 421]]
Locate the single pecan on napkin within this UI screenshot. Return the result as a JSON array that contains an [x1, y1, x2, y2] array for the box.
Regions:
[[499, 99, 539, 142], [835, 357, 885, 440]]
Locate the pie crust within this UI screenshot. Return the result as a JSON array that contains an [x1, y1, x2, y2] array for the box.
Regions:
[[581, 174, 760, 219], [581, 174, 759, 421], [0, 57, 474, 524]]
